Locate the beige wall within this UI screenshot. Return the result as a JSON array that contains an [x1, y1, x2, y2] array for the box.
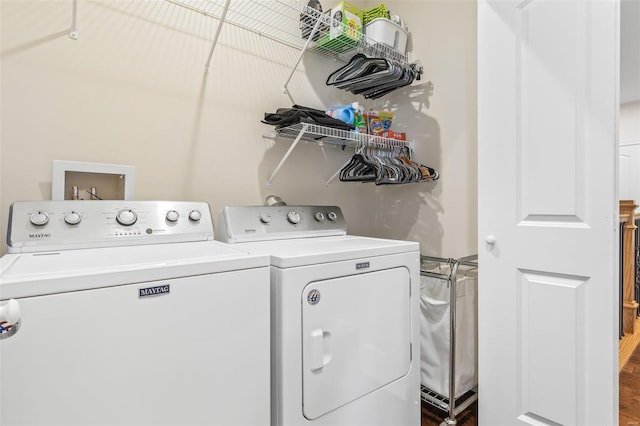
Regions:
[[0, 0, 478, 258]]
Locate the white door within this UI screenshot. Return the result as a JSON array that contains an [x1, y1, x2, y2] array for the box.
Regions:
[[478, 1, 619, 425]]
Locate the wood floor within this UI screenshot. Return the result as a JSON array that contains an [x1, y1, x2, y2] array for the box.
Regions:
[[620, 338, 640, 425], [420, 338, 640, 426], [620, 316, 640, 371], [421, 402, 477, 426]]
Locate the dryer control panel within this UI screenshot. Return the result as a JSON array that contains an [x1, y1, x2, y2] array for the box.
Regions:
[[7, 201, 214, 253], [218, 206, 347, 243]]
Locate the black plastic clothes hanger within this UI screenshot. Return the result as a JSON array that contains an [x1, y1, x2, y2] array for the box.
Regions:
[[327, 54, 423, 99], [339, 147, 439, 184]]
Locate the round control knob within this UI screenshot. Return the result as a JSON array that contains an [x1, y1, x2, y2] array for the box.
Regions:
[[188, 210, 202, 222], [64, 211, 82, 225], [314, 212, 325, 222], [287, 211, 301, 225], [327, 211, 338, 222], [30, 211, 49, 226], [166, 210, 179, 222], [259, 213, 271, 224], [116, 209, 137, 226]]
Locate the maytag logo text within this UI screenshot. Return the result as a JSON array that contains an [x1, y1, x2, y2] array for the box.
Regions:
[[28, 233, 51, 239], [139, 285, 170, 298]]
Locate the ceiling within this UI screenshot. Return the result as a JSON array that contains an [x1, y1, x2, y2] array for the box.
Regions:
[[621, 0, 640, 104]]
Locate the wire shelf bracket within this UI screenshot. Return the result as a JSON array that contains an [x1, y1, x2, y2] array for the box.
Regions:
[[324, 143, 365, 187], [69, 0, 79, 40], [282, 15, 322, 104], [204, 0, 231, 74], [266, 123, 309, 188]]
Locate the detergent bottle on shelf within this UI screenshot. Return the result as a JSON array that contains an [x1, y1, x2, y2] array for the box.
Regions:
[[325, 102, 362, 128]]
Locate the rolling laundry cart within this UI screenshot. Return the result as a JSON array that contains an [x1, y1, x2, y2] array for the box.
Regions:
[[420, 254, 478, 426]]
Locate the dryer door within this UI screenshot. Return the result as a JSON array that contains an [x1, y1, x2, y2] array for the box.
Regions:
[[301, 267, 411, 420]]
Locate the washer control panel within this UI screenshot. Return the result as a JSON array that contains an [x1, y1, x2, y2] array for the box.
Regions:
[[7, 201, 214, 253], [218, 205, 347, 243]]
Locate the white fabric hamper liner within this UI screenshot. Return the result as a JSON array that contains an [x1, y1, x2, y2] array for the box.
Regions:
[[420, 265, 478, 399]]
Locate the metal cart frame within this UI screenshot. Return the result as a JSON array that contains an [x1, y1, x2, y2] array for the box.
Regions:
[[420, 254, 478, 426]]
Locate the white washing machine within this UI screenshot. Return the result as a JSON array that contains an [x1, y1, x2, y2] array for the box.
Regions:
[[0, 200, 271, 426], [218, 205, 421, 426]]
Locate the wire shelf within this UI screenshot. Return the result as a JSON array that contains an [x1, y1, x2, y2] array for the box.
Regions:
[[421, 385, 478, 416], [266, 122, 412, 150], [166, 0, 410, 65], [263, 121, 414, 187], [421, 386, 450, 411]]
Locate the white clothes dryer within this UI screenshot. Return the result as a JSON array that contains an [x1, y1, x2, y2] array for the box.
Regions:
[[218, 205, 421, 426], [0, 201, 271, 426]]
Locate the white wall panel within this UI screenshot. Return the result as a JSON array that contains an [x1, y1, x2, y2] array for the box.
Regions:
[[517, 0, 587, 225], [517, 270, 586, 426], [619, 143, 640, 206], [619, 154, 631, 200]]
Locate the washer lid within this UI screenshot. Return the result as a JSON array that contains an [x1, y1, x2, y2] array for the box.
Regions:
[[237, 235, 419, 268], [0, 242, 269, 299]]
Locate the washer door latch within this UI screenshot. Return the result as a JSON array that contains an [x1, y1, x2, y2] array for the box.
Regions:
[[0, 299, 21, 340]]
